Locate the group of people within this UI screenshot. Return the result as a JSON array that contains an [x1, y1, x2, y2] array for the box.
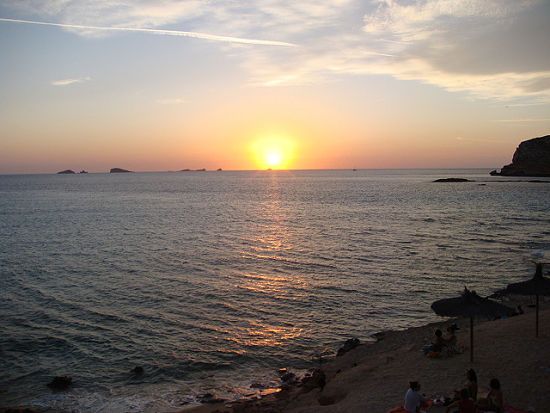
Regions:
[[403, 369, 504, 413], [424, 324, 460, 357]]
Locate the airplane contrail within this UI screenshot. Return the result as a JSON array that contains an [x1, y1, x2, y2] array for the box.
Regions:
[[0, 17, 297, 47]]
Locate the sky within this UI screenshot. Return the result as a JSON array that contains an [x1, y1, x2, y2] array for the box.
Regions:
[[1, 0, 550, 173]]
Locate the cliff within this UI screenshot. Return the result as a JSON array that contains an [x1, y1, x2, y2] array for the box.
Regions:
[[492, 135, 550, 177]]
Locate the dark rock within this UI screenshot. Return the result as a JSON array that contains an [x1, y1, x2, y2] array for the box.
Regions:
[[301, 369, 326, 392], [180, 169, 191, 171], [57, 169, 75, 174], [47, 376, 72, 390], [336, 337, 360, 356], [280, 372, 297, 384], [490, 169, 499, 176], [433, 178, 471, 183], [132, 366, 144, 375], [198, 393, 224, 404], [79, 170, 88, 174], [110, 168, 133, 173], [217, 168, 222, 171], [495, 135, 550, 177], [195, 168, 206, 171]]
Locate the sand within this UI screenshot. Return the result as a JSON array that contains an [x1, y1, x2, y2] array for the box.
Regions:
[[180, 305, 550, 413]]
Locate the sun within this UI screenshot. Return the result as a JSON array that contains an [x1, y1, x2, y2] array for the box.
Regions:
[[266, 150, 283, 168], [250, 135, 295, 170]]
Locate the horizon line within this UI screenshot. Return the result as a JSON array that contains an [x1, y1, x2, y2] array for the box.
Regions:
[[0, 167, 500, 176]]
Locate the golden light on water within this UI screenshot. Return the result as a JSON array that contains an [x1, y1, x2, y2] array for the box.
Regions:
[[250, 135, 296, 170]]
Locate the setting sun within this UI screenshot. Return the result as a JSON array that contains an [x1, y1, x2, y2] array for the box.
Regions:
[[250, 135, 296, 170]]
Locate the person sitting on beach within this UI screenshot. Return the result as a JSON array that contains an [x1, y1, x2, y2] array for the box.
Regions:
[[477, 378, 503, 413], [443, 324, 460, 354], [452, 369, 478, 402], [404, 381, 427, 413], [464, 369, 477, 400], [425, 329, 446, 356], [445, 389, 475, 413]]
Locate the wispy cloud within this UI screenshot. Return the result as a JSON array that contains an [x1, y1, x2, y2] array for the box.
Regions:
[[156, 98, 185, 105], [492, 118, 550, 123], [0, 17, 297, 47], [51, 76, 91, 86]]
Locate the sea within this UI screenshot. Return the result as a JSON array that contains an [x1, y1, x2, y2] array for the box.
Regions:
[[1, 169, 549, 412]]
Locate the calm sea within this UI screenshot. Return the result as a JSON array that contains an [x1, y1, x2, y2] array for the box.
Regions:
[[1, 170, 549, 411]]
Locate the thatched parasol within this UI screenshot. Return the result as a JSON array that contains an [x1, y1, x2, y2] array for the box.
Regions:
[[431, 287, 515, 362], [500, 263, 550, 337]]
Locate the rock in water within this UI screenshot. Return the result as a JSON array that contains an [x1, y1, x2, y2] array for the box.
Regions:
[[110, 168, 133, 173], [336, 337, 360, 356], [57, 169, 75, 174], [495, 135, 550, 177], [433, 178, 471, 183], [47, 376, 72, 390]]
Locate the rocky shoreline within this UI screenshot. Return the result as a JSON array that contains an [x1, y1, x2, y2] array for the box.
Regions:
[[182, 303, 550, 413]]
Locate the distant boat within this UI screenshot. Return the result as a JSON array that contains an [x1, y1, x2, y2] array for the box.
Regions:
[[79, 170, 88, 174]]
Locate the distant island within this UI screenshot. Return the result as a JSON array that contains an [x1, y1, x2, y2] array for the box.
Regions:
[[57, 169, 75, 174], [110, 168, 133, 173], [433, 178, 471, 183], [491, 134, 550, 177]]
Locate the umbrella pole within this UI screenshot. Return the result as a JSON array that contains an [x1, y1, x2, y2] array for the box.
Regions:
[[536, 293, 539, 338], [470, 316, 474, 363]]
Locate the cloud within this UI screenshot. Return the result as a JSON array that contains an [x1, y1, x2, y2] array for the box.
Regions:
[[4, 0, 550, 100], [0, 17, 296, 46], [492, 118, 550, 123], [51, 76, 91, 86], [156, 97, 185, 105]]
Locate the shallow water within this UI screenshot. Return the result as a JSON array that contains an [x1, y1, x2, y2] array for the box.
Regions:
[[1, 169, 549, 411]]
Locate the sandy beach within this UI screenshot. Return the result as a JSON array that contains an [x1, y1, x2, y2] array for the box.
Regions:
[[182, 304, 550, 413]]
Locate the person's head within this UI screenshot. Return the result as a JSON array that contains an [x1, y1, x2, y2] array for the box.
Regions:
[[466, 369, 477, 383], [490, 378, 501, 390], [409, 381, 420, 391], [460, 388, 470, 400], [435, 329, 442, 337]]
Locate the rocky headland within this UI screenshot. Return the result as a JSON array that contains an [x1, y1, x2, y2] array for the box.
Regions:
[[491, 134, 550, 177]]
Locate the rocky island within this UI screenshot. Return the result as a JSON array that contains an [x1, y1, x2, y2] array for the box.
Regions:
[[57, 169, 75, 174], [110, 168, 133, 173], [491, 134, 550, 177]]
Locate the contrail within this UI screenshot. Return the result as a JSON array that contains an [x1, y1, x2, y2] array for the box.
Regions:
[[0, 17, 297, 47]]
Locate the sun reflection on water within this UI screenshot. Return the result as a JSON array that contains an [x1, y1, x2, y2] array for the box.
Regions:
[[231, 174, 309, 348]]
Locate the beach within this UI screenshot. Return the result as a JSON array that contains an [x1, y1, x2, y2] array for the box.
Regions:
[[184, 305, 550, 413]]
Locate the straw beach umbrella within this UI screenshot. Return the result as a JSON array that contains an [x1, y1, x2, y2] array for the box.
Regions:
[[500, 263, 550, 337], [431, 287, 515, 362]]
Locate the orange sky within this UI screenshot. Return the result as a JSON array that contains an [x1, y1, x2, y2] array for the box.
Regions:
[[1, 1, 549, 173]]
